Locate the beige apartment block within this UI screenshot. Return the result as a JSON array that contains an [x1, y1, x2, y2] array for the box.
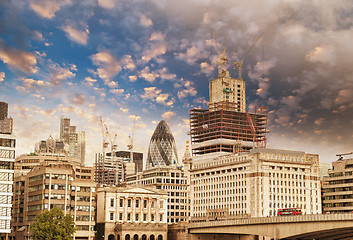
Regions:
[[125, 165, 190, 224], [190, 148, 322, 221], [10, 155, 96, 240], [96, 186, 168, 240], [322, 157, 353, 213]]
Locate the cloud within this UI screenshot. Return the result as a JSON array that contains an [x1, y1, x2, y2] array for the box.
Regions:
[[162, 111, 176, 120], [110, 88, 124, 95], [138, 66, 159, 83], [97, 0, 115, 9], [0, 42, 38, 74], [91, 51, 121, 87], [177, 79, 197, 99], [48, 62, 76, 85], [73, 94, 86, 105], [141, 32, 167, 62], [29, 0, 72, 19], [335, 89, 353, 105], [120, 108, 129, 113], [121, 55, 136, 70], [20, 78, 48, 91], [141, 87, 173, 106], [0, 72, 4, 82], [129, 75, 137, 82], [140, 15, 153, 27], [84, 77, 97, 86], [62, 23, 89, 45]]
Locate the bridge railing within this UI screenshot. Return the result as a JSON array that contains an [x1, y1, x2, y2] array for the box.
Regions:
[[188, 213, 353, 229]]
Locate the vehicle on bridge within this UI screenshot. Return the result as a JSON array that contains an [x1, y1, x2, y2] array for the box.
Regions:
[[277, 207, 302, 216]]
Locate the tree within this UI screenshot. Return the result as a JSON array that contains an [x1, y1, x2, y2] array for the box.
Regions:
[[30, 205, 76, 240]]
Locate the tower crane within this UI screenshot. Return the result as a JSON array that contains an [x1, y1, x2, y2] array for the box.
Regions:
[[336, 152, 353, 161], [233, 32, 264, 79], [127, 115, 137, 162], [211, 31, 228, 77]]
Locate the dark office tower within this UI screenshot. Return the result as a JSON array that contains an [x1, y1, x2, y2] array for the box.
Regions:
[[146, 120, 178, 169], [0, 102, 8, 121]]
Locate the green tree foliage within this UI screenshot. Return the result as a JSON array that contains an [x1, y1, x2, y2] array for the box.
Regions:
[[30, 205, 76, 240]]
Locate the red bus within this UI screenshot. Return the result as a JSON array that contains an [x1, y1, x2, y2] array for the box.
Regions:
[[277, 208, 302, 216]]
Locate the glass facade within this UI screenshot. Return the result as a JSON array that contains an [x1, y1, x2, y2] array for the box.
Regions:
[[146, 121, 178, 169]]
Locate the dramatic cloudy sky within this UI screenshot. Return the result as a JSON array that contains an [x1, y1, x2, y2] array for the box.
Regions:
[[1, 0, 353, 167]]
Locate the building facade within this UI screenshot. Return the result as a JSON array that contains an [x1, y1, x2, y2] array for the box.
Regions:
[[146, 120, 178, 169], [0, 102, 14, 236], [96, 186, 168, 240], [10, 155, 96, 240], [190, 148, 322, 220], [322, 157, 353, 213], [126, 165, 190, 224], [34, 135, 68, 156]]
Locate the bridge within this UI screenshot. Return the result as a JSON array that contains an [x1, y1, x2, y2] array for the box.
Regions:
[[187, 214, 353, 240]]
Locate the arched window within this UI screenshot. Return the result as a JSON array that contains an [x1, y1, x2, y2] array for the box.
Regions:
[[150, 235, 155, 240], [125, 234, 131, 240], [118, 234, 121, 240], [142, 234, 147, 240], [134, 234, 139, 240], [108, 234, 115, 240], [158, 235, 163, 240]]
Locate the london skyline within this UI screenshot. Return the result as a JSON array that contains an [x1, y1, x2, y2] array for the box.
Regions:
[[1, 0, 353, 166]]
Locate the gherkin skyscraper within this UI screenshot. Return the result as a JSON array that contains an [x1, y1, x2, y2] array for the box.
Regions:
[[146, 120, 178, 169]]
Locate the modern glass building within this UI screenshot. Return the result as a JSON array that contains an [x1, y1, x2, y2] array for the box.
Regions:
[[146, 120, 178, 169]]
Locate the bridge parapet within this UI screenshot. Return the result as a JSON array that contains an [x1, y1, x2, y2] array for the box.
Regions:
[[189, 213, 353, 229]]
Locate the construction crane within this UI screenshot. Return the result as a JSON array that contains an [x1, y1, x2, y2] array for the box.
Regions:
[[336, 152, 353, 161], [211, 31, 228, 77], [127, 115, 137, 162], [233, 32, 264, 79]]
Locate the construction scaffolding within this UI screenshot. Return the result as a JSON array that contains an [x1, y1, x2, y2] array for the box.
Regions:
[[190, 101, 268, 156]]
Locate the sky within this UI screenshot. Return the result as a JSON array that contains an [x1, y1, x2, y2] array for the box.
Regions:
[[1, 0, 353, 167]]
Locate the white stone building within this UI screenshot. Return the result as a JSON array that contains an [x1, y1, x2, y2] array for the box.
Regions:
[[190, 148, 322, 220], [125, 165, 190, 224], [96, 186, 168, 240]]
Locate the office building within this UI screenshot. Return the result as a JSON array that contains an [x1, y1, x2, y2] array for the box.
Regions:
[[322, 156, 353, 213], [10, 155, 96, 240], [146, 120, 178, 169], [190, 148, 322, 220], [60, 116, 86, 165], [126, 165, 190, 224], [0, 102, 14, 235], [115, 151, 143, 173], [34, 135, 68, 156], [96, 186, 168, 240]]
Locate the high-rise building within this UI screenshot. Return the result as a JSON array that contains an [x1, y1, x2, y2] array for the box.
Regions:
[[0, 102, 14, 235], [190, 148, 322, 220], [34, 135, 68, 156], [189, 57, 268, 160], [60, 116, 86, 165], [322, 156, 353, 213], [146, 120, 178, 169], [11, 155, 96, 240]]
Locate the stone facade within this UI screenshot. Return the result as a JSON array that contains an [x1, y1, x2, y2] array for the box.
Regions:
[[190, 148, 322, 220], [96, 186, 168, 240]]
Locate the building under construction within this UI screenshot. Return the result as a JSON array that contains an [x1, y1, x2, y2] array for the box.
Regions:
[[190, 50, 268, 157]]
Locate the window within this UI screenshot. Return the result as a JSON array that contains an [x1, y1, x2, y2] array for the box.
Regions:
[[144, 199, 147, 208], [128, 199, 131, 208], [110, 198, 114, 207], [119, 213, 123, 221], [159, 200, 163, 208], [120, 198, 123, 207], [143, 214, 147, 221], [110, 212, 114, 220], [151, 214, 154, 222], [136, 199, 139, 208], [135, 213, 139, 221], [127, 213, 131, 221]]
